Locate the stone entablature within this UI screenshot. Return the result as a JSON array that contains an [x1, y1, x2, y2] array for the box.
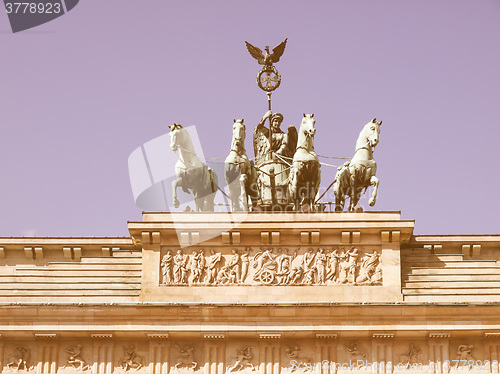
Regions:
[[1, 212, 500, 373], [130, 212, 413, 303]]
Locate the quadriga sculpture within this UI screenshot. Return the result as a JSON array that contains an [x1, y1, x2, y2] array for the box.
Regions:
[[169, 123, 218, 211], [224, 119, 259, 211], [333, 118, 381, 211], [288, 114, 321, 211]]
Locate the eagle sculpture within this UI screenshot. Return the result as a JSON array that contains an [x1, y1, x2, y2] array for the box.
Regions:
[[245, 38, 288, 69]]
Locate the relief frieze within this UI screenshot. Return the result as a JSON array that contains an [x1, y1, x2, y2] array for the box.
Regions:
[[160, 246, 382, 286]]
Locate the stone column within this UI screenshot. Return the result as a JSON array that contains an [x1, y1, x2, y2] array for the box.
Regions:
[[148, 335, 170, 374], [204, 335, 225, 374], [259, 334, 281, 374], [315, 334, 337, 374], [428, 333, 450, 374], [35, 335, 58, 374], [371, 334, 394, 374], [91, 334, 114, 374], [485, 333, 500, 373]]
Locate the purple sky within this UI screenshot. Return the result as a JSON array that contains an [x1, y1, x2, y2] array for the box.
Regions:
[[1, 1, 499, 237]]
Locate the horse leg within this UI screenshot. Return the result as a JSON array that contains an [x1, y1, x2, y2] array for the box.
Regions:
[[240, 174, 248, 211], [288, 165, 298, 210], [368, 175, 379, 206], [172, 179, 180, 208], [349, 173, 357, 211], [333, 180, 344, 211]]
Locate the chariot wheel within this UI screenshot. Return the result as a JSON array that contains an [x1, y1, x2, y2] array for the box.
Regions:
[[259, 269, 275, 285]]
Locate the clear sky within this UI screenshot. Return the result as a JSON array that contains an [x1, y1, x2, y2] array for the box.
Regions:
[[1, 1, 499, 237]]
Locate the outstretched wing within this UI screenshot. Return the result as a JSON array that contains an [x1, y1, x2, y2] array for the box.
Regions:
[[245, 41, 265, 64], [271, 38, 288, 64]]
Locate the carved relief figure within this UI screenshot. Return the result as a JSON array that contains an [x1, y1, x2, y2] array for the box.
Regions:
[[275, 248, 297, 284], [240, 247, 251, 283], [227, 249, 241, 283], [344, 247, 359, 284], [173, 250, 189, 285], [284, 345, 313, 372], [326, 248, 341, 282], [205, 249, 222, 285], [190, 249, 205, 284], [314, 248, 327, 284], [161, 250, 173, 285], [457, 345, 475, 361], [356, 250, 380, 284], [227, 347, 256, 372], [65, 344, 89, 370], [345, 342, 367, 360], [399, 344, 422, 365], [253, 248, 277, 284], [174, 345, 197, 370], [7, 346, 32, 371], [302, 249, 316, 285], [120, 345, 143, 371]]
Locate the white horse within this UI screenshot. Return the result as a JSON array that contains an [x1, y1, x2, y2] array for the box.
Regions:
[[224, 119, 259, 211], [169, 123, 218, 211], [288, 114, 321, 211], [333, 118, 381, 211]]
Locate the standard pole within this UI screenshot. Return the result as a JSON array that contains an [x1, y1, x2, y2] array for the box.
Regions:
[[267, 92, 272, 159]]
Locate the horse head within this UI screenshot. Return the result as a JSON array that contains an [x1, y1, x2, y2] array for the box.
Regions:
[[300, 113, 316, 138], [360, 118, 382, 149], [231, 119, 246, 152], [169, 123, 184, 152]]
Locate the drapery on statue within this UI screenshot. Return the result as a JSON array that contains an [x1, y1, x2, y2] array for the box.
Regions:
[[253, 110, 297, 165], [224, 119, 259, 211], [288, 114, 320, 211], [333, 118, 381, 211], [169, 123, 218, 212]]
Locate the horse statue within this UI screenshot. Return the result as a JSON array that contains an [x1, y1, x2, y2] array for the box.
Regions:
[[333, 118, 381, 211], [288, 114, 321, 211], [224, 119, 259, 211], [169, 123, 218, 211]]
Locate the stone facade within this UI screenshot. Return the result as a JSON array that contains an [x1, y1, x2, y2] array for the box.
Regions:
[[1, 212, 500, 373]]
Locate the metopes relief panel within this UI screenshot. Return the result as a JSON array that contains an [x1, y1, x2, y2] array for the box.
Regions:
[[0, 339, 495, 374], [159, 246, 382, 286]]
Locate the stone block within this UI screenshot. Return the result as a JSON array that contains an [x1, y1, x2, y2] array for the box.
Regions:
[[142, 231, 151, 245], [341, 232, 350, 244], [311, 231, 320, 243], [232, 232, 240, 245], [462, 244, 471, 256], [152, 232, 161, 244], [392, 231, 400, 242], [261, 232, 270, 244], [180, 232, 190, 246], [63, 247, 72, 259], [473, 244, 481, 256], [300, 232, 309, 244], [221, 232, 230, 244], [352, 231, 360, 243], [381, 231, 390, 242], [191, 232, 200, 244], [271, 231, 280, 244]]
